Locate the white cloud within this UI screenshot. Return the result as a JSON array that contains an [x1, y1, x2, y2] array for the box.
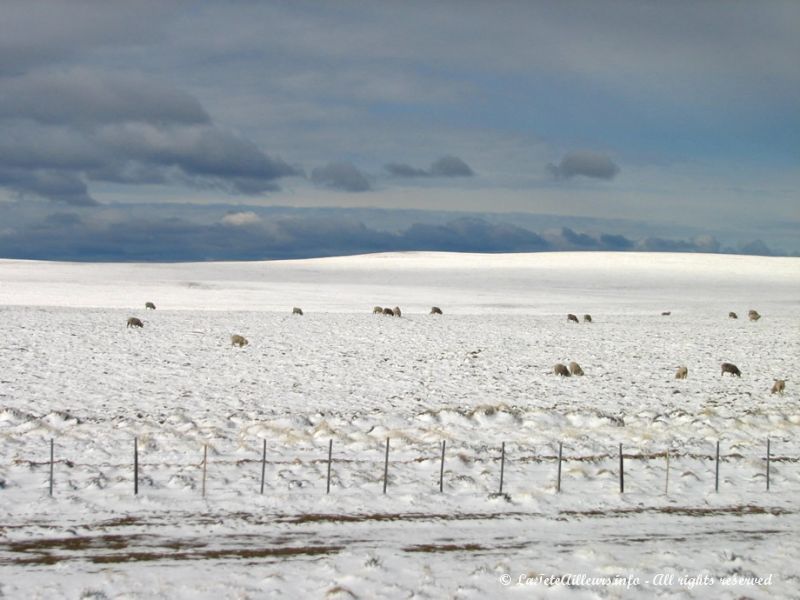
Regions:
[[221, 211, 262, 226]]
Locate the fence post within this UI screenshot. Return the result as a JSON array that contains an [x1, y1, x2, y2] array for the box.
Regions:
[[714, 440, 720, 493], [326, 438, 333, 494], [766, 437, 771, 492], [383, 438, 390, 495], [260, 439, 267, 495], [49, 438, 54, 497], [556, 442, 563, 493], [201, 444, 208, 498], [499, 442, 506, 494], [134, 437, 139, 496], [439, 440, 446, 493], [619, 443, 624, 494]]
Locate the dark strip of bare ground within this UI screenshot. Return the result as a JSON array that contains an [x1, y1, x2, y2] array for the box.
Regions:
[[402, 529, 788, 553], [0, 504, 791, 533], [1, 533, 343, 566], [0, 504, 792, 566], [404, 542, 527, 553], [559, 504, 789, 518], [0, 525, 788, 565], [278, 504, 791, 524]]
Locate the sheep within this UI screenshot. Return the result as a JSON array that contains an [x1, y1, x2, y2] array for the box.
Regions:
[[145, 302, 156, 310], [382, 307, 395, 316], [721, 362, 741, 377], [728, 311, 738, 319], [583, 314, 592, 323], [675, 366, 688, 380], [771, 379, 786, 395], [430, 306, 443, 315], [373, 306, 384, 314], [569, 361, 584, 376], [748, 309, 761, 321], [292, 307, 303, 316], [126, 317, 144, 328], [567, 314, 579, 323], [661, 311, 671, 316], [553, 363, 571, 377], [393, 306, 402, 317], [231, 334, 249, 347]]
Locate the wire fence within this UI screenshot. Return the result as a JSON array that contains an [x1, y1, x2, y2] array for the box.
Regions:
[[4, 435, 797, 502]]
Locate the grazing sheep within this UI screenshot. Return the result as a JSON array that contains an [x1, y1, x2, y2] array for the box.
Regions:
[[231, 334, 249, 347], [126, 317, 144, 328], [567, 313, 579, 323], [569, 361, 584, 376], [553, 363, 571, 377], [382, 307, 395, 316], [292, 307, 303, 315], [661, 311, 671, 316], [145, 302, 156, 310], [771, 379, 786, 395], [748, 309, 761, 321], [728, 311, 738, 319], [393, 306, 402, 317], [721, 362, 741, 377], [583, 314, 592, 323], [430, 306, 443, 315], [373, 306, 383, 314], [675, 366, 688, 380]]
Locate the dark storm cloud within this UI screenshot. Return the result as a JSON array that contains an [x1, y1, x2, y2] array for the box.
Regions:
[[547, 227, 636, 251], [0, 204, 782, 261], [0, 212, 386, 260], [0, 210, 552, 260], [547, 151, 620, 180], [401, 218, 547, 252], [737, 240, 773, 256], [551, 228, 727, 253], [311, 162, 371, 192], [385, 163, 430, 178], [598, 233, 634, 251], [559, 227, 598, 248], [0, 71, 301, 203], [0, 71, 210, 125], [42, 212, 83, 227], [638, 235, 722, 253], [95, 122, 299, 191], [385, 156, 474, 178], [429, 156, 474, 177], [0, 166, 96, 206]]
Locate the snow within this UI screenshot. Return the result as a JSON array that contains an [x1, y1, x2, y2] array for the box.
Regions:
[[0, 251, 798, 598]]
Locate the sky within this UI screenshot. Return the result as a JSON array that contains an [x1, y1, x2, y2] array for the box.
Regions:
[[0, 0, 798, 259]]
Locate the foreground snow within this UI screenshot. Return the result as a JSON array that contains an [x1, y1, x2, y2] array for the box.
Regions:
[[0, 252, 798, 598]]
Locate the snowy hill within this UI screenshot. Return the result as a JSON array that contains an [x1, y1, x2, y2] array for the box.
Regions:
[[1, 251, 797, 312]]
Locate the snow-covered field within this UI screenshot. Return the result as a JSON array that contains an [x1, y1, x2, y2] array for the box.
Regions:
[[0, 251, 798, 599]]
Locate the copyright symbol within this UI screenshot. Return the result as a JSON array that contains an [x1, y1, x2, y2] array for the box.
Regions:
[[500, 573, 511, 586]]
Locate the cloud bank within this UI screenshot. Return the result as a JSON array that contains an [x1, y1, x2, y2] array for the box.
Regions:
[[547, 151, 620, 180], [385, 156, 474, 178], [0, 207, 778, 262], [311, 162, 371, 192], [0, 70, 301, 204]]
